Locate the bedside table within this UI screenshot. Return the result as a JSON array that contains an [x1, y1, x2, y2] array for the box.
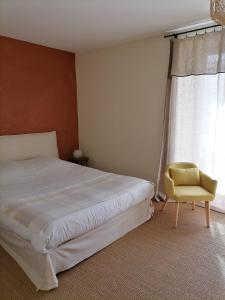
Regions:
[[70, 156, 89, 166]]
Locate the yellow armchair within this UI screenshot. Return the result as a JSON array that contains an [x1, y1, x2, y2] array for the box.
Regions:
[[161, 162, 217, 228]]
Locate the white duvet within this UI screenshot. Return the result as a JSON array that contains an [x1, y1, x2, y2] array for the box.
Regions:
[[0, 158, 154, 253]]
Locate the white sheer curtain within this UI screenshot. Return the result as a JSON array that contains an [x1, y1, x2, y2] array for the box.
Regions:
[[167, 30, 225, 212], [168, 74, 225, 192]]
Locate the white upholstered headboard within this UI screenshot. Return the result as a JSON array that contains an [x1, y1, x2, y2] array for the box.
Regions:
[[0, 131, 59, 161]]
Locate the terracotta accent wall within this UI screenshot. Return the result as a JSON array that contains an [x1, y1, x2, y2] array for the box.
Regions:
[[0, 36, 78, 160]]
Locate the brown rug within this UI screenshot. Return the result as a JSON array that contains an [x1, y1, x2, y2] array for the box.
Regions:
[[1, 203, 225, 300]]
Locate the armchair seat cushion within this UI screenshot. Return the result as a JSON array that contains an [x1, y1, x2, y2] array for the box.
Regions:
[[174, 186, 214, 202]]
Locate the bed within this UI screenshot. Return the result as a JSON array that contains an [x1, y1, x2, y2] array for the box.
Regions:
[[0, 131, 155, 290]]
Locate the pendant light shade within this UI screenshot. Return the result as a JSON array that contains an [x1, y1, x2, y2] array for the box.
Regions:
[[211, 0, 225, 25]]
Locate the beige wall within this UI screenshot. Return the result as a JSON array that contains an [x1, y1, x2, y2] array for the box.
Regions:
[[76, 37, 170, 183]]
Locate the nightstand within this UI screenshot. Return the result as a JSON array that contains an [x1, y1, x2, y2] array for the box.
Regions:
[[70, 156, 89, 166]]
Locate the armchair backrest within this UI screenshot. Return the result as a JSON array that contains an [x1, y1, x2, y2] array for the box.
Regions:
[[166, 162, 197, 172], [165, 162, 200, 185]]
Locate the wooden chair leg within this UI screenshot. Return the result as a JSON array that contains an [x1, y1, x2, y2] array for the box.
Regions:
[[175, 202, 180, 228], [205, 201, 210, 228], [161, 196, 169, 211], [192, 201, 195, 210]]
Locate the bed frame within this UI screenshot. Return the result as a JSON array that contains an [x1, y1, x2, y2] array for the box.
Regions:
[[0, 132, 154, 290]]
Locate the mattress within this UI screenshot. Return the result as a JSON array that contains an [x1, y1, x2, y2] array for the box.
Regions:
[[0, 158, 154, 254]]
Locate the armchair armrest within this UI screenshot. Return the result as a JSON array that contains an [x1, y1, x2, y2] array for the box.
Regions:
[[200, 171, 217, 196], [164, 170, 175, 198]]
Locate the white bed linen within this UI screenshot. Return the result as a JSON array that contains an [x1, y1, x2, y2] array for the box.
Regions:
[[0, 198, 153, 290], [0, 158, 154, 253]]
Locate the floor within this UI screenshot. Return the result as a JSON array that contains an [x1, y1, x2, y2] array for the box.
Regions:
[[211, 194, 225, 213], [1, 202, 225, 300]]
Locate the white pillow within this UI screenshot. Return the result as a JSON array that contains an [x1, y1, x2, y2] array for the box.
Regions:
[[0, 131, 59, 161]]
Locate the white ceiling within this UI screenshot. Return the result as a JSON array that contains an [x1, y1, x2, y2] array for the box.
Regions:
[[0, 0, 211, 53]]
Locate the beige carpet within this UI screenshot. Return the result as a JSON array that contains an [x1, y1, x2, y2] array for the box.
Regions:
[[1, 203, 225, 300]]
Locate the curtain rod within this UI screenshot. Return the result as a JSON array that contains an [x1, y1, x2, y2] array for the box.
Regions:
[[164, 24, 222, 38]]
